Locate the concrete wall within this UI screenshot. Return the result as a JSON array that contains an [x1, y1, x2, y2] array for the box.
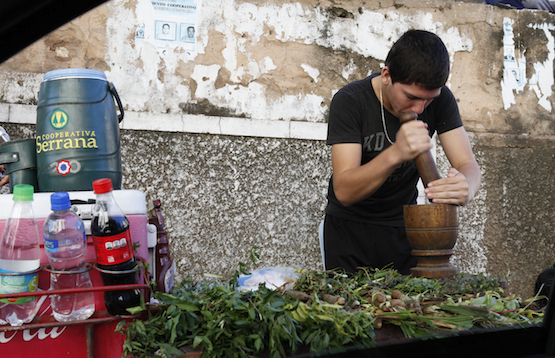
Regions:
[[1, 0, 555, 298]]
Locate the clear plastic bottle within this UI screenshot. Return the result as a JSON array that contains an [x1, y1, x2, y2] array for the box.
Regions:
[[91, 178, 141, 315], [43, 191, 95, 322], [0, 184, 40, 326]]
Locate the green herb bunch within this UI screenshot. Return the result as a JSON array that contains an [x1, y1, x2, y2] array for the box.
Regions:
[[119, 276, 377, 358]]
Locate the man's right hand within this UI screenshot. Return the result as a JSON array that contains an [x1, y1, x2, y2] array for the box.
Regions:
[[390, 119, 433, 163]]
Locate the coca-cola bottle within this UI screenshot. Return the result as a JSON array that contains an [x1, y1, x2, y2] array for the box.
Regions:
[[91, 178, 141, 315]]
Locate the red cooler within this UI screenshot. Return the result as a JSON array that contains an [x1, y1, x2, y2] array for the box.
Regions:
[[0, 189, 156, 357]]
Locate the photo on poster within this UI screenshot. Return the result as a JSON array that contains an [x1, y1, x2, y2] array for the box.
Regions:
[[135, 24, 145, 39], [504, 46, 516, 62], [155, 21, 176, 41], [181, 24, 196, 42]]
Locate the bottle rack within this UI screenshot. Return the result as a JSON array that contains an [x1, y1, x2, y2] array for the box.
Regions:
[[0, 257, 152, 333]]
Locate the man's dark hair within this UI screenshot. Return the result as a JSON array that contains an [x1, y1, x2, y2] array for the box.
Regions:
[[385, 30, 450, 90]]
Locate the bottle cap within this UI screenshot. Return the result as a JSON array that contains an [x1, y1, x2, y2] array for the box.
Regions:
[[92, 178, 113, 194], [13, 184, 34, 201], [50, 191, 71, 211]]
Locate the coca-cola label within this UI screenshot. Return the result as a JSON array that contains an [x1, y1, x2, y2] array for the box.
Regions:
[[92, 229, 134, 265], [0, 326, 67, 343]]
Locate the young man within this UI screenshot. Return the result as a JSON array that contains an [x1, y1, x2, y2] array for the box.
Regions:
[[324, 30, 481, 275]]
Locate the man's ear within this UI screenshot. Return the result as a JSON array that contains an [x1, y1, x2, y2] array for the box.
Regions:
[[381, 67, 391, 85]]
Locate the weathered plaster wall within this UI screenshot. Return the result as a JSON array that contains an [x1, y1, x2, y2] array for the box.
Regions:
[[1, 0, 555, 298]]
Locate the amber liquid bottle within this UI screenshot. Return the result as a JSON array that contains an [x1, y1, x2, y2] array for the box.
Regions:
[[148, 199, 175, 293]]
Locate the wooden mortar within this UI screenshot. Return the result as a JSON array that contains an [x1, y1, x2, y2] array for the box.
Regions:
[[400, 113, 459, 279], [403, 204, 459, 278]]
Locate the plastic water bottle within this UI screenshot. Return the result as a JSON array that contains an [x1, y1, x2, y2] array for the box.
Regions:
[[0, 184, 40, 326], [43, 191, 95, 322]]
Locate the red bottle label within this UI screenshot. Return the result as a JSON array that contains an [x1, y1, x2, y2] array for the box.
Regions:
[[92, 229, 134, 265]]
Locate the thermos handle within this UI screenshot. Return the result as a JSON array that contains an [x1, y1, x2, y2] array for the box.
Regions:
[[109, 82, 125, 123], [0, 152, 19, 164]]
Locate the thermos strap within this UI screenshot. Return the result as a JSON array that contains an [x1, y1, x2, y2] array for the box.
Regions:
[[0, 152, 19, 165]]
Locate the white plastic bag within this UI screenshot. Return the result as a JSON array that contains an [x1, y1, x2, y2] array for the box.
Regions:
[[236, 266, 300, 291]]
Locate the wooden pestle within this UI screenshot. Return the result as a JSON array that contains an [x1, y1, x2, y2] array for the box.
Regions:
[[399, 113, 441, 188]]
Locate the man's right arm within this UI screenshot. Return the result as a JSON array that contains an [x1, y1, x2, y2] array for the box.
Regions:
[[332, 119, 432, 207]]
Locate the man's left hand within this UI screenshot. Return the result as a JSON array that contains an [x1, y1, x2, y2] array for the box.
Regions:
[[424, 168, 470, 206]]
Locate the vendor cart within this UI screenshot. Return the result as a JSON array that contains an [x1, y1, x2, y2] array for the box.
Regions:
[[0, 189, 168, 358]]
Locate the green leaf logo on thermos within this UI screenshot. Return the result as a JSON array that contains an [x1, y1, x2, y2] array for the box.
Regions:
[[50, 110, 68, 129]]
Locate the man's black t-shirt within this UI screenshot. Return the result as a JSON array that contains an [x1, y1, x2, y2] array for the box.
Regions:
[[325, 74, 462, 225]]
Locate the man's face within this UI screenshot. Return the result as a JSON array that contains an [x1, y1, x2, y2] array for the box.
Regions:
[[387, 81, 441, 117]]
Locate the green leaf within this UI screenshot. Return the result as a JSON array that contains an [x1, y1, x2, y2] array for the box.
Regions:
[[250, 246, 261, 266], [232, 299, 249, 310], [469, 296, 487, 306], [159, 343, 186, 356], [314, 314, 335, 322], [135, 320, 146, 334], [239, 262, 251, 275], [168, 316, 180, 344], [304, 330, 319, 344], [115, 320, 126, 332], [204, 273, 227, 279], [193, 335, 204, 348], [126, 305, 145, 315], [157, 293, 199, 310], [491, 300, 504, 312], [505, 299, 520, 311], [322, 333, 330, 348], [441, 304, 490, 317], [248, 308, 256, 320], [254, 336, 263, 351], [201, 335, 214, 352]]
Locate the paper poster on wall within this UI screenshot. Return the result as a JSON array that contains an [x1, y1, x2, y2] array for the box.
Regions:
[[135, 0, 199, 54], [502, 19, 525, 91], [501, 17, 527, 110]]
